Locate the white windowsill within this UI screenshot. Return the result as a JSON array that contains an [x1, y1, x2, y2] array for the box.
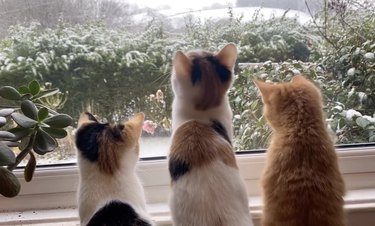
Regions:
[[0, 146, 375, 225], [1, 189, 375, 226]]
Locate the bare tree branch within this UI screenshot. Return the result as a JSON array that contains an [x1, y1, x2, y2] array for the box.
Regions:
[[305, 0, 339, 50]]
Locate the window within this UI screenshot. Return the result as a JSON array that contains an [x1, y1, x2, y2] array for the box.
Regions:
[[1, 146, 375, 225], [2, 0, 374, 165], [1, 1, 375, 225]]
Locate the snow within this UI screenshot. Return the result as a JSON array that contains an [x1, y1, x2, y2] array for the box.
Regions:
[[132, 7, 312, 27]]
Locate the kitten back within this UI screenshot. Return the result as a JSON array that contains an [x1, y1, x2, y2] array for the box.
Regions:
[[257, 75, 345, 226], [169, 120, 237, 182]]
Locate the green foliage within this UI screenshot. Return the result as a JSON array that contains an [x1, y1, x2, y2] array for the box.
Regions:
[[0, 80, 72, 197], [232, 58, 375, 150], [312, 0, 375, 144], [0, 22, 177, 122], [0, 1, 374, 152], [181, 10, 312, 62], [0, 15, 311, 123], [229, 1, 375, 149], [310, 1, 375, 117], [238, 20, 311, 62]]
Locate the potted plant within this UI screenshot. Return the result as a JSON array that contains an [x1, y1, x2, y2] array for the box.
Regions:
[[0, 80, 73, 197]]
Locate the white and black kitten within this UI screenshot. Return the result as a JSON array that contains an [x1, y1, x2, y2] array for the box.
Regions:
[[75, 112, 153, 226]]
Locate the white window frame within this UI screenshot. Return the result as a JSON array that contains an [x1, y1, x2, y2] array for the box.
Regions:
[[1, 145, 375, 225]]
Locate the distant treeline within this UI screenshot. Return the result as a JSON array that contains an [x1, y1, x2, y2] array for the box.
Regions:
[[0, 0, 138, 37]]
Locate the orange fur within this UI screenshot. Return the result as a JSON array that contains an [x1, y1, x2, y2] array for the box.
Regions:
[[121, 113, 144, 155], [255, 75, 346, 226], [97, 131, 121, 175], [170, 120, 237, 171]]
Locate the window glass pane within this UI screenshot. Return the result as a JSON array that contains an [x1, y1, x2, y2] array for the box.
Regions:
[[0, 0, 374, 166]]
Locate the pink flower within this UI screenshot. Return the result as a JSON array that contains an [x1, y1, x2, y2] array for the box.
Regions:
[[143, 120, 157, 135]]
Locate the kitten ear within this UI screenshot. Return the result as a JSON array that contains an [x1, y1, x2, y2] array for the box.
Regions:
[[126, 112, 145, 135], [78, 112, 98, 127], [173, 51, 191, 77], [215, 43, 237, 69], [291, 74, 307, 83], [253, 80, 275, 102]]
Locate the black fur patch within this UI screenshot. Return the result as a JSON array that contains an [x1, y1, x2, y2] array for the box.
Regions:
[[169, 158, 190, 181], [85, 112, 99, 122], [75, 123, 107, 162], [110, 124, 124, 141], [191, 55, 231, 85], [191, 58, 202, 85], [206, 56, 231, 83], [211, 120, 231, 145], [87, 201, 151, 226]]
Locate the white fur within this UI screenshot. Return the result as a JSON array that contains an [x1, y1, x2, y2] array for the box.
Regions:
[[170, 160, 253, 226], [77, 150, 153, 226], [170, 77, 254, 226]]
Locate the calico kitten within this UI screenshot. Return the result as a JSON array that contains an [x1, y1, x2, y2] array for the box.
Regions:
[[75, 112, 153, 226], [255, 75, 345, 226], [169, 44, 254, 226]]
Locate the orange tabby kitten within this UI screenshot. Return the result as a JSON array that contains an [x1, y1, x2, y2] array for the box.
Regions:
[[255, 75, 345, 226]]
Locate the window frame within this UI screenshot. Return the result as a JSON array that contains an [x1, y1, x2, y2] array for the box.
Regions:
[[1, 145, 375, 215]]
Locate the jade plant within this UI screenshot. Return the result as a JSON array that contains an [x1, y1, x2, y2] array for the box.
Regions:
[[0, 80, 73, 198]]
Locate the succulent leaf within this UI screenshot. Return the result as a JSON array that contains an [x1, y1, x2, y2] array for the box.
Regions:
[[41, 127, 67, 139], [0, 167, 21, 197], [0, 86, 22, 100], [24, 152, 36, 182], [0, 142, 16, 166], [28, 80, 40, 96], [38, 107, 49, 121], [11, 113, 37, 128], [44, 114, 73, 128], [21, 100, 38, 120], [33, 129, 57, 155], [0, 109, 15, 117]]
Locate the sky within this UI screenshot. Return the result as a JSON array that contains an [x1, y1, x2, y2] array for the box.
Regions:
[[126, 0, 236, 10]]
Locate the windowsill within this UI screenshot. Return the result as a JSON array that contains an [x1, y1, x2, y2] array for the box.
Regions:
[[0, 189, 374, 226], [1, 146, 375, 225]]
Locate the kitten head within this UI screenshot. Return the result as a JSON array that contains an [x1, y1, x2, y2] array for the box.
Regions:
[[254, 75, 323, 130], [172, 43, 237, 110], [75, 112, 145, 174]]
